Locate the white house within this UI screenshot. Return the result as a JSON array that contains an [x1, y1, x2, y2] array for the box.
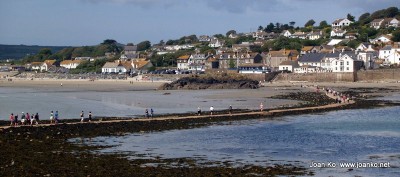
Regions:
[[370, 19, 385, 29], [188, 54, 207, 72], [331, 18, 353, 29], [370, 35, 392, 44], [379, 45, 393, 59], [40, 60, 56, 72], [208, 39, 224, 48], [384, 50, 400, 65], [60, 60, 82, 69], [102, 61, 126, 74], [358, 51, 375, 69], [177, 55, 190, 70], [281, 30, 292, 38], [293, 65, 319, 73], [331, 53, 363, 72], [371, 18, 399, 29], [278, 60, 299, 72], [330, 29, 347, 37], [307, 31, 322, 40]]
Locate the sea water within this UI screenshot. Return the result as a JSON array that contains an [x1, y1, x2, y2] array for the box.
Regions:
[[73, 106, 400, 177], [0, 87, 297, 120]]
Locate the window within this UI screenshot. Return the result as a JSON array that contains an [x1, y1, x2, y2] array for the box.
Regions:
[[347, 67, 349, 70], [335, 67, 337, 71], [347, 61, 349, 65], [336, 61, 338, 65]]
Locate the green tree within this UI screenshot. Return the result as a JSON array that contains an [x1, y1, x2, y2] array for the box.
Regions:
[[289, 21, 296, 27], [385, 7, 399, 18], [319, 20, 329, 28], [392, 30, 400, 42], [358, 13, 371, 25], [347, 13, 355, 21], [137, 41, 151, 51], [304, 19, 315, 27], [226, 30, 237, 37], [228, 59, 236, 69], [39, 48, 52, 56], [258, 26, 263, 31], [101, 39, 117, 45]]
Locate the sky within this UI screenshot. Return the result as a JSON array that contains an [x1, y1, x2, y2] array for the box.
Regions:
[[0, 0, 399, 46]]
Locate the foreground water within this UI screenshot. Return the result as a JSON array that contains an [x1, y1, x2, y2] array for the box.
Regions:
[[73, 107, 400, 177], [0, 87, 297, 120]]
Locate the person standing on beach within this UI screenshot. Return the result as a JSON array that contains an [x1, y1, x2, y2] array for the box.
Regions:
[[260, 102, 264, 112], [14, 114, 18, 126], [10, 113, 14, 127], [150, 108, 154, 117], [88, 111, 92, 122], [55, 111, 59, 124], [26, 112, 30, 124], [21, 112, 25, 125], [80, 111, 84, 122], [229, 105, 233, 115], [210, 106, 214, 115], [145, 109, 149, 118], [50, 111, 55, 124], [197, 107, 201, 116], [34, 113, 40, 125]]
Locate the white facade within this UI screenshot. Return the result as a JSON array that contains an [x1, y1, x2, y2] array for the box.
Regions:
[[331, 54, 355, 72], [384, 50, 400, 65], [357, 52, 375, 69], [379, 46, 392, 59], [371, 35, 392, 44], [281, 30, 292, 37], [331, 18, 353, 29], [330, 29, 346, 37], [209, 39, 224, 48], [177, 62, 189, 70], [279, 65, 295, 72]]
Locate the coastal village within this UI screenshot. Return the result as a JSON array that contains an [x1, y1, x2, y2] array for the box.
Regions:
[[1, 8, 400, 82]]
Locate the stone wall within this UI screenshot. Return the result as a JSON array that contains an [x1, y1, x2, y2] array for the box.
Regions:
[[274, 72, 355, 82], [356, 69, 400, 82]]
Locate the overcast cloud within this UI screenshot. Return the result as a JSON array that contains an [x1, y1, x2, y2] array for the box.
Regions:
[[0, 0, 398, 46]]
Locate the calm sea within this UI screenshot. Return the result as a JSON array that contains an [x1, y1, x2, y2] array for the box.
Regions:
[[73, 106, 400, 177], [0, 87, 296, 120]]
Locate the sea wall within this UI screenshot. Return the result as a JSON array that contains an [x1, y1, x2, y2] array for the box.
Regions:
[[273, 68, 400, 83], [356, 69, 400, 82], [274, 72, 355, 82]]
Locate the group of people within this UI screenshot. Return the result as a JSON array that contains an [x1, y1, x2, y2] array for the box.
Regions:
[[9, 112, 40, 127], [80, 111, 93, 122], [324, 88, 352, 103], [195, 103, 265, 117], [145, 108, 154, 118]]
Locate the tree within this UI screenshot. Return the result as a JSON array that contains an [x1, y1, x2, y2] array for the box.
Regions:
[[289, 21, 296, 27], [265, 23, 275, 32], [258, 26, 263, 31], [392, 30, 400, 42], [126, 43, 134, 46], [304, 19, 315, 27], [213, 34, 224, 39], [38, 48, 52, 56], [319, 20, 328, 28], [228, 59, 236, 69], [385, 7, 399, 18], [226, 30, 236, 37], [358, 13, 371, 25], [101, 39, 117, 45], [137, 41, 151, 51], [347, 13, 355, 21]]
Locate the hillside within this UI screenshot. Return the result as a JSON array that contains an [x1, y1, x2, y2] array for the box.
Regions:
[[0, 44, 70, 60]]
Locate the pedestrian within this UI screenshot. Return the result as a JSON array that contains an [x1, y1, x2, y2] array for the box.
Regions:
[[55, 111, 59, 124], [210, 106, 214, 115], [197, 107, 201, 116], [145, 109, 149, 118], [14, 114, 18, 126], [260, 102, 264, 112], [50, 111, 55, 124], [26, 112, 30, 124], [34, 113, 40, 125], [80, 111, 84, 122], [150, 108, 154, 117], [88, 111, 92, 122], [21, 112, 26, 125], [10, 113, 14, 127], [229, 105, 232, 115]]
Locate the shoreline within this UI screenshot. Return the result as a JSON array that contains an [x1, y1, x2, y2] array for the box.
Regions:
[[2, 80, 400, 176]]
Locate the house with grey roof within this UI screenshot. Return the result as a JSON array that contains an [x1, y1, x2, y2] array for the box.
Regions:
[[278, 60, 299, 73], [331, 18, 353, 29]]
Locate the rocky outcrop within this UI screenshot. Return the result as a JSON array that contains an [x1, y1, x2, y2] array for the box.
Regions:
[[159, 75, 259, 90]]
